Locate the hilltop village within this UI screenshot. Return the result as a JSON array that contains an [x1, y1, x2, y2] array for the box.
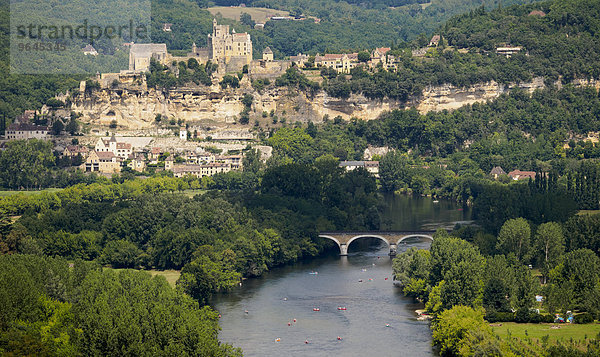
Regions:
[[2, 19, 422, 176], [0, 18, 565, 177]]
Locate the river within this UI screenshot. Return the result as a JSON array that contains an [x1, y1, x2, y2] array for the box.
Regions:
[[211, 195, 472, 357]]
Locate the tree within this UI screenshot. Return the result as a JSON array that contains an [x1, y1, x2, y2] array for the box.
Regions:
[[242, 148, 263, 174], [496, 218, 531, 261], [534, 222, 564, 283], [0, 139, 55, 189], [51, 120, 64, 135], [240, 13, 255, 28], [379, 151, 409, 192], [177, 252, 241, 305], [65, 119, 79, 135], [482, 255, 512, 312], [428, 233, 485, 309], [393, 248, 432, 301], [220, 75, 239, 89], [99, 240, 142, 268], [432, 306, 491, 357], [267, 127, 314, 162], [75, 269, 241, 356], [241, 93, 253, 108], [512, 264, 536, 310], [46, 98, 64, 109], [357, 51, 370, 63]]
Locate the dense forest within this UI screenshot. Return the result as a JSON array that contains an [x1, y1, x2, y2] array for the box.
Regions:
[[150, 0, 542, 56], [322, 0, 600, 101], [393, 220, 600, 355], [0, 254, 242, 356]]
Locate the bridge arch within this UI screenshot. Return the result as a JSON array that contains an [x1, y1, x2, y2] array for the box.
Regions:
[[318, 235, 342, 247], [346, 235, 390, 251], [396, 234, 434, 245]]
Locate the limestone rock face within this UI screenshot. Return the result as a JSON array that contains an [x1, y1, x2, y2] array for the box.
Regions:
[[70, 77, 564, 129], [71, 87, 246, 129], [416, 77, 546, 113]]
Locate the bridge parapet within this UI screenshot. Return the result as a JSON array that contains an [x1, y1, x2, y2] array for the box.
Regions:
[[318, 231, 436, 256]]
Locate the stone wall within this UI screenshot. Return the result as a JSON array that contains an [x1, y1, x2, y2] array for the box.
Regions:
[[249, 60, 291, 79]]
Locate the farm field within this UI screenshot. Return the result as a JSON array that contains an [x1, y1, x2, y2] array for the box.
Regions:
[[107, 268, 181, 288], [207, 6, 289, 23]]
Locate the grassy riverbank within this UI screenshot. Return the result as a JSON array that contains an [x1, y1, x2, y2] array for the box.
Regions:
[[492, 322, 600, 346]]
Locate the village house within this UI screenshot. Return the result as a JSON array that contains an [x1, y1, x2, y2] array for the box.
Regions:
[[148, 147, 162, 164], [496, 47, 522, 57], [215, 154, 243, 170], [127, 153, 146, 172], [339, 160, 379, 177], [489, 166, 507, 179], [179, 127, 187, 141], [262, 47, 274, 62], [508, 170, 536, 180], [196, 151, 214, 163], [290, 53, 310, 67], [165, 155, 175, 171], [370, 47, 390, 66], [83, 44, 98, 56], [172, 162, 231, 178], [81, 151, 121, 174], [315, 53, 359, 73], [369, 47, 399, 71], [63, 145, 89, 159], [94, 135, 132, 158], [429, 35, 441, 47], [115, 142, 132, 158], [5, 122, 49, 140], [183, 151, 213, 164]]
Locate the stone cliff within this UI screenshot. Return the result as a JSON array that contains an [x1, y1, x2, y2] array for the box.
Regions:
[[71, 76, 597, 130]]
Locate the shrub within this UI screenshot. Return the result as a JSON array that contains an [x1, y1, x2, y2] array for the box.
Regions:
[[574, 313, 594, 324], [485, 311, 514, 323]]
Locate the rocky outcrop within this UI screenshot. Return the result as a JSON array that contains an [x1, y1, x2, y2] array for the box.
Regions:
[[70, 76, 597, 130], [416, 77, 546, 113], [71, 85, 246, 129]]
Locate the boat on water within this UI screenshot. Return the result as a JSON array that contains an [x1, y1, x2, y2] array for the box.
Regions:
[[337, 306, 347, 311], [308, 271, 318, 275], [313, 307, 320, 311]]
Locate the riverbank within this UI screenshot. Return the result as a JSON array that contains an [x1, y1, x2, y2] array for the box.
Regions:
[[492, 322, 600, 346]]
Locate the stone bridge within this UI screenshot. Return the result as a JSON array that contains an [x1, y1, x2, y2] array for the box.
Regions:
[[318, 231, 436, 256]]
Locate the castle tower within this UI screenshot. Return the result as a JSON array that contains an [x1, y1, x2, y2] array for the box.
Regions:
[[262, 47, 273, 61], [208, 19, 253, 69]]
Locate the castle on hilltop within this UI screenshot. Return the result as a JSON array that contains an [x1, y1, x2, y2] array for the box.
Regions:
[[127, 19, 253, 73], [207, 19, 253, 69]]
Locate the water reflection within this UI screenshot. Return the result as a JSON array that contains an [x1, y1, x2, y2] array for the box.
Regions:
[[380, 194, 472, 231]]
